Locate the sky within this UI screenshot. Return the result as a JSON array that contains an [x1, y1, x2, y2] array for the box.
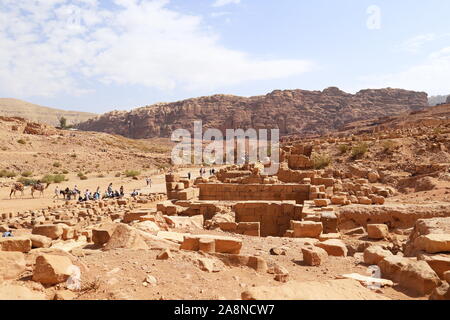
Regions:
[[0, 0, 450, 113]]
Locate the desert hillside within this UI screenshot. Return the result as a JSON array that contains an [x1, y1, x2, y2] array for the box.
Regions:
[[76, 87, 428, 139], [0, 98, 96, 127], [0, 116, 172, 179], [335, 103, 450, 136]]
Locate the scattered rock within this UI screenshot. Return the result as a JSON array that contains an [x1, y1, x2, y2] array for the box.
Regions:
[[0, 237, 32, 253], [367, 224, 389, 240], [32, 254, 74, 285], [292, 221, 323, 238], [378, 256, 441, 295], [316, 239, 348, 257], [269, 247, 287, 256], [302, 246, 328, 266], [364, 246, 393, 265], [30, 235, 52, 249], [32, 224, 63, 240], [156, 249, 171, 260], [103, 224, 149, 251]]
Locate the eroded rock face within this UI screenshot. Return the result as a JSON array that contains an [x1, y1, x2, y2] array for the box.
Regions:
[[76, 88, 428, 138]]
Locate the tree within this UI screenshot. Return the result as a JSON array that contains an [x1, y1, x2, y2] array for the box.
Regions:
[[59, 117, 67, 129]]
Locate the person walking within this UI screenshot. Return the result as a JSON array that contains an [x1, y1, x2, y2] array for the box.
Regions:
[[53, 186, 60, 199], [84, 189, 91, 202]]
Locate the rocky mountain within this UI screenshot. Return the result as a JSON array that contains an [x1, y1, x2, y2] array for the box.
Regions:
[[76, 87, 428, 139], [338, 102, 450, 135], [0, 98, 96, 127]]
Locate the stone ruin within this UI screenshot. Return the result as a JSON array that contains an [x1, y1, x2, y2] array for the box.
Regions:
[[0, 139, 449, 300]]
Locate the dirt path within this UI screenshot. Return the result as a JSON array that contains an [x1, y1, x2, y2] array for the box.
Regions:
[[0, 167, 215, 215]]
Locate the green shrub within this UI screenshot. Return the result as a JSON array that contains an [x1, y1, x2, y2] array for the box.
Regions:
[[0, 169, 16, 178], [77, 172, 84, 177], [351, 142, 369, 159], [21, 171, 33, 177], [17, 139, 26, 145], [338, 144, 350, 154], [53, 162, 61, 168], [115, 172, 121, 177], [41, 174, 66, 184], [312, 153, 332, 170], [124, 170, 140, 178], [79, 175, 88, 180], [62, 170, 69, 174], [433, 127, 442, 135], [382, 140, 398, 154], [70, 154, 77, 158], [17, 177, 37, 186]]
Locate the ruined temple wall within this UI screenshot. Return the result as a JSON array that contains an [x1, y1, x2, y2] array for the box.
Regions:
[[233, 201, 303, 237], [198, 184, 310, 204]]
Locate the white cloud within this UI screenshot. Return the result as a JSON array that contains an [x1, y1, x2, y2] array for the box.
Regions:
[[212, 0, 241, 8], [396, 33, 437, 53], [360, 46, 450, 95], [210, 11, 231, 18], [0, 0, 313, 98], [396, 33, 450, 54]]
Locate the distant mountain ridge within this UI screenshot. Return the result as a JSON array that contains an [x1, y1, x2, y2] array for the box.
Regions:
[[76, 87, 429, 139], [0, 98, 96, 127]]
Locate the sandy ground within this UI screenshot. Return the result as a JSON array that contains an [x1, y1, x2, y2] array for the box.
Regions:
[[71, 230, 422, 300], [0, 167, 216, 215]]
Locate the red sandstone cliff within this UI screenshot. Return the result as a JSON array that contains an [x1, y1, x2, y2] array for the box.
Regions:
[[76, 87, 428, 138]]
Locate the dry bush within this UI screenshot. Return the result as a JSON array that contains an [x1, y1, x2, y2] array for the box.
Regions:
[[351, 142, 369, 159], [312, 153, 332, 169]]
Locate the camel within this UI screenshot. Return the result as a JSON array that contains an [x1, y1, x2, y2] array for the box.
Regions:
[[31, 183, 50, 198], [60, 189, 79, 200], [9, 182, 25, 198]]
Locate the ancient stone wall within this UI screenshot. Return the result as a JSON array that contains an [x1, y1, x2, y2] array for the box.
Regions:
[[233, 201, 302, 237], [198, 183, 310, 204]]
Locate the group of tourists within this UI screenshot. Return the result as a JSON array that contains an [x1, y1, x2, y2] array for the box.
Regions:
[[198, 167, 216, 177], [54, 183, 139, 202]]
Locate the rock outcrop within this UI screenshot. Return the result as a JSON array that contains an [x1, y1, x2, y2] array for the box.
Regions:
[[76, 88, 428, 138]]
